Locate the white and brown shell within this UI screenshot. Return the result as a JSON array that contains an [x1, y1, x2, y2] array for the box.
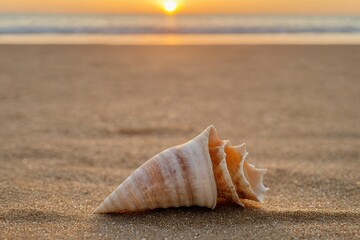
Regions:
[[95, 125, 267, 213]]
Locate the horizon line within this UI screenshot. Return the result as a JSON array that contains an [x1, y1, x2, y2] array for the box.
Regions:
[[1, 12, 360, 17]]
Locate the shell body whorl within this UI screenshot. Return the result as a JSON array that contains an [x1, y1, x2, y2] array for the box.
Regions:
[[95, 125, 267, 213]]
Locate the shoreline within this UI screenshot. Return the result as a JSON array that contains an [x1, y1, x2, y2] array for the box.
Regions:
[[1, 34, 360, 45]]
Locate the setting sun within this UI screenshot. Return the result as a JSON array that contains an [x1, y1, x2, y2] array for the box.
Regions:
[[163, 0, 177, 13]]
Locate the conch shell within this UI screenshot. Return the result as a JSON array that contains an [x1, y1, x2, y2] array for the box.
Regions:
[[95, 125, 267, 213]]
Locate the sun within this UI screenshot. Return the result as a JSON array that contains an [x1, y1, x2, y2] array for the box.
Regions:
[[163, 0, 177, 13]]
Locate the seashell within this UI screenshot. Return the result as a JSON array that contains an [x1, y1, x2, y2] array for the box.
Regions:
[[94, 125, 267, 213]]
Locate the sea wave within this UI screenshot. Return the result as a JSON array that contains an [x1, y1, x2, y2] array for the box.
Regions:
[[1, 14, 359, 35]]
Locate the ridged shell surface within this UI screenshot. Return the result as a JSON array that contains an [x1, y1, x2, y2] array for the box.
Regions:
[[95, 126, 217, 213]]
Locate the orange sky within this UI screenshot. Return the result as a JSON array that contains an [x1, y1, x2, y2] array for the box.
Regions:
[[1, 0, 360, 14]]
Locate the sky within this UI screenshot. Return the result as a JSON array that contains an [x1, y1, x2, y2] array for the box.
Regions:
[[1, 0, 360, 15]]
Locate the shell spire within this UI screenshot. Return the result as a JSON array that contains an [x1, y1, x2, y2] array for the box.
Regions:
[[95, 125, 267, 213]]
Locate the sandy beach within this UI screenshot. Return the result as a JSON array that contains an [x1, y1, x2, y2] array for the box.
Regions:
[[0, 45, 359, 239]]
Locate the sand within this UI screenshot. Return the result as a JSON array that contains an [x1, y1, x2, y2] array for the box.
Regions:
[[0, 45, 359, 239]]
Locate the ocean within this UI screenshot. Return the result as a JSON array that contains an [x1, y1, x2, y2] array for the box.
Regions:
[[1, 14, 360, 44]]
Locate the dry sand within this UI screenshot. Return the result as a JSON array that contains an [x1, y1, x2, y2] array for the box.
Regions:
[[0, 45, 359, 239]]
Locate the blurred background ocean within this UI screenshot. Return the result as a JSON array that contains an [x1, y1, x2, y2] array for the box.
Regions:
[[1, 14, 360, 34]]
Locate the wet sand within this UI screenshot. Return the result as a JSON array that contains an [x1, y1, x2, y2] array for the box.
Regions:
[[0, 45, 359, 239]]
